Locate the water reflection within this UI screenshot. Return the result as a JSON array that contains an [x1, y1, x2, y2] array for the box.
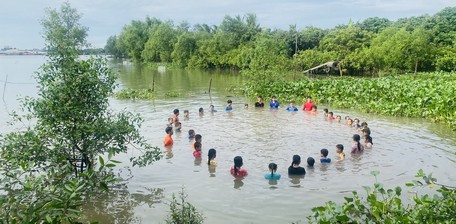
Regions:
[[233, 178, 244, 189], [289, 175, 305, 188]]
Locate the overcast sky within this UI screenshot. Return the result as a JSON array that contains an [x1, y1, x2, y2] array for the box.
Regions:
[[1, 0, 455, 49]]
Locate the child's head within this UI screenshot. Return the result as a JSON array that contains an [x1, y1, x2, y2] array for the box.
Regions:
[[257, 96, 263, 102], [365, 135, 373, 145], [289, 100, 295, 107], [174, 121, 181, 130], [173, 109, 179, 116], [347, 118, 353, 125], [271, 96, 277, 101], [199, 107, 204, 114], [354, 118, 360, 125], [323, 108, 328, 114], [328, 112, 334, 117], [336, 115, 342, 121], [345, 116, 350, 120], [353, 134, 361, 142], [362, 127, 371, 136], [307, 157, 315, 167], [291, 154, 301, 166], [244, 103, 248, 109], [232, 156, 244, 176], [184, 110, 189, 116], [268, 163, 278, 176], [361, 121, 368, 128], [195, 134, 202, 143], [306, 96, 312, 102], [188, 129, 195, 137], [209, 105, 215, 110], [320, 148, 329, 158], [207, 148, 216, 165], [194, 142, 202, 152], [167, 117, 173, 124], [165, 126, 173, 135], [311, 105, 317, 112], [227, 99, 232, 105], [336, 144, 344, 153]]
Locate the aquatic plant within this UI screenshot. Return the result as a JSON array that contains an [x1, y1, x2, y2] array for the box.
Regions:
[[115, 88, 156, 100], [307, 170, 456, 223], [165, 189, 205, 224], [243, 72, 456, 130]]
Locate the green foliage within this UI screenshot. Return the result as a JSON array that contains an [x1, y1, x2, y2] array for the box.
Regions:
[[307, 170, 456, 223], [115, 88, 156, 100], [243, 72, 456, 130], [165, 189, 205, 224], [0, 3, 162, 223]]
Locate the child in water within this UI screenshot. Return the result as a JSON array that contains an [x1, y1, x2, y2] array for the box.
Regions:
[[353, 118, 361, 129], [302, 96, 315, 111], [199, 107, 204, 116], [225, 99, 233, 111], [193, 142, 202, 157], [207, 148, 216, 166], [264, 163, 281, 180], [255, 96, 264, 108], [230, 156, 248, 177], [351, 134, 365, 153], [188, 129, 196, 139], [193, 134, 202, 150], [270, 96, 280, 109], [307, 157, 315, 168], [347, 118, 353, 126], [336, 115, 342, 122], [336, 144, 345, 161], [320, 149, 331, 163], [310, 105, 318, 114], [167, 117, 174, 127], [209, 105, 218, 112], [328, 112, 335, 121], [286, 101, 299, 111], [174, 121, 182, 132], [183, 110, 189, 119], [288, 155, 306, 175], [364, 135, 373, 148], [163, 126, 174, 146], [172, 109, 180, 123], [323, 108, 329, 117]]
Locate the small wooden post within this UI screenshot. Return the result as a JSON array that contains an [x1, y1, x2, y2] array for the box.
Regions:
[[208, 78, 213, 94]]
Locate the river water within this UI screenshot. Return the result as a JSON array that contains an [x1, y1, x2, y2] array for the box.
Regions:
[[1, 55, 456, 223]]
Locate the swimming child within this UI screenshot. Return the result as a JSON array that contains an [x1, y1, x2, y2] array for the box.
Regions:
[[225, 99, 233, 111], [347, 118, 353, 126], [199, 107, 204, 116], [323, 108, 329, 117], [307, 157, 315, 168], [172, 109, 180, 123], [207, 148, 216, 166], [310, 105, 318, 113], [188, 129, 196, 139], [163, 126, 174, 146], [167, 117, 174, 127], [288, 155, 306, 175], [345, 116, 350, 124], [209, 105, 218, 112], [286, 101, 299, 111], [174, 121, 182, 132], [270, 96, 280, 109], [351, 134, 365, 153], [255, 96, 265, 107], [302, 96, 315, 111], [353, 118, 361, 129], [183, 110, 189, 118], [320, 149, 331, 163], [364, 135, 373, 148], [360, 121, 368, 131], [193, 142, 202, 157], [244, 103, 249, 109], [193, 134, 202, 150], [336, 144, 345, 161], [230, 156, 248, 177], [336, 115, 342, 122], [362, 127, 371, 137], [264, 163, 281, 180], [328, 112, 335, 121]]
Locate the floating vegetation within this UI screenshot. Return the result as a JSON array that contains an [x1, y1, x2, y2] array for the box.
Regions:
[[164, 91, 182, 97], [114, 88, 155, 100]]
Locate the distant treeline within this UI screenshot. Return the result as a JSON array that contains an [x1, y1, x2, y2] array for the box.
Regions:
[[105, 7, 456, 75]]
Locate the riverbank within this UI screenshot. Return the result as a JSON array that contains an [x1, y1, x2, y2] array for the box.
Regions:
[[242, 72, 456, 131]]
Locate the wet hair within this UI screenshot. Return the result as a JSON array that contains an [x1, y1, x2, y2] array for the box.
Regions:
[[188, 129, 195, 136], [336, 115, 342, 119], [290, 100, 295, 104], [258, 96, 263, 99], [199, 107, 204, 113], [344, 116, 350, 120], [233, 156, 243, 176], [184, 110, 189, 113], [354, 118, 360, 123], [353, 134, 361, 151], [168, 117, 173, 122], [227, 99, 232, 104], [173, 109, 179, 115], [320, 148, 329, 157], [268, 163, 277, 177], [363, 127, 371, 136], [347, 118, 353, 124], [365, 135, 373, 145], [336, 144, 344, 151], [307, 157, 315, 167], [311, 105, 317, 110], [208, 148, 216, 165], [174, 121, 181, 127], [361, 121, 368, 127], [328, 112, 333, 116], [194, 142, 202, 151], [165, 126, 173, 134], [307, 96, 312, 99], [272, 96, 277, 99], [291, 155, 301, 166], [195, 134, 202, 142], [323, 108, 328, 113]]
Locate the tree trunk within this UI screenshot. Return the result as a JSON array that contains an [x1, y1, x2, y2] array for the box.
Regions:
[[414, 60, 419, 74]]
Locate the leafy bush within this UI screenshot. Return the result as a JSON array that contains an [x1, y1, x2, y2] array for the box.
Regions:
[[307, 170, 456, 224], [165, 189, 205, 224]]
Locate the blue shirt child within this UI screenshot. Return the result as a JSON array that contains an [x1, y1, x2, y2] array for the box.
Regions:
[[320, 158, 331, 163], [264, 173, 281, 180]]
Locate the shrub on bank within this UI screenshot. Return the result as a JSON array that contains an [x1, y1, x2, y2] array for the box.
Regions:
[[243, 72, 456, 130]]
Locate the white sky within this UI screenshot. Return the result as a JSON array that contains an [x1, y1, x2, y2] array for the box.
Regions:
[[1, 0, 455, 49]]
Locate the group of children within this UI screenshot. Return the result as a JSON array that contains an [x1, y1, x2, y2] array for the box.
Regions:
[[163, 96, 375, 181]]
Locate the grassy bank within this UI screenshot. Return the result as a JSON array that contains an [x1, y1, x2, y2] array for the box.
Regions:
[[243, 72, 456, 130]]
